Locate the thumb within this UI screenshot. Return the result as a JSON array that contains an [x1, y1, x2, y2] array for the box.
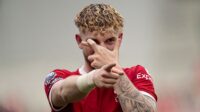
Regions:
[[87, 39, 98, 52], [103, 63, 116, 72], [111, 67, 124, 75]]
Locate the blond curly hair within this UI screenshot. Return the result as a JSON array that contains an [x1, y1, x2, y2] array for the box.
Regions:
[[74, 3, 124, 34]]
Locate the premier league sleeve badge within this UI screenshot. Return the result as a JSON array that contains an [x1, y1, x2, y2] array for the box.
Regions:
[[45, 72, 56, 86], [44, 72, 63, 87]]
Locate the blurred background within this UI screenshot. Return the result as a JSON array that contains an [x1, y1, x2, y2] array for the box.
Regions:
[[0, 0, 200, 112]]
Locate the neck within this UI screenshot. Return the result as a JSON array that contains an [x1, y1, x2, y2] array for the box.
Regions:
[[83, 61, 94, 73]]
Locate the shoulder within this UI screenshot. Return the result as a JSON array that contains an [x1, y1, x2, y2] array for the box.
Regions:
[[44, 68, 79, 88], [44, 69, 79, 85], [124, 65, 150, 79], [124, 65, 157, 101], [52, 69, 79, 77], [43, 68, 79, 97], [124, 65, 147, 72]]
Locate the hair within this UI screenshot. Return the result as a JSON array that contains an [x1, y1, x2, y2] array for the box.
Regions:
[[74, 3, 124, 34]]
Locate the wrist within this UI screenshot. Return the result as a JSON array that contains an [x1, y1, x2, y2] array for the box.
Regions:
[[113, 81, 123, 95], [76, 70, 96, 93]]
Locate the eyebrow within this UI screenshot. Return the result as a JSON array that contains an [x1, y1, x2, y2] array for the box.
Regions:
[[105, 36, 117, 40]]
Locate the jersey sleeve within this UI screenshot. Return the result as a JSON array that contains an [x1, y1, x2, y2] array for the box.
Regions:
[[130, 65, 157, 101], [43, 69, 73, 110]]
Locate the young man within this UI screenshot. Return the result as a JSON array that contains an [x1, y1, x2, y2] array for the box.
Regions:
[[44, 3, 157, 112]]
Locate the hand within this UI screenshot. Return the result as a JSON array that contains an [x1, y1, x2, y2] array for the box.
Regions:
[[87, 39, 120, 69], [92, 63, 123, 88]]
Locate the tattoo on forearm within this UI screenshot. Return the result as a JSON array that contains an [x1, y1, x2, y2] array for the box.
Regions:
[[115, 75, 155, 112]]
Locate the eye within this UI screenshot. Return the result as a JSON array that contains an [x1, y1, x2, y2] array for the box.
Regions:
[[91, 39, 100, 45], [105, 37, 116, 45]]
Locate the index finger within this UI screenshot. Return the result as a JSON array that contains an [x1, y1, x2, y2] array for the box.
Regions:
[[81, 41, 90, 47], [114, 34, 123, 52], [111, 67, 124, 75], [87, 39, 99, 52]]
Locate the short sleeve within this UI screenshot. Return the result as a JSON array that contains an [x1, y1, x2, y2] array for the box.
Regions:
[[44, 69, 73, 101], [44, 69, 78, 112], [130, 65, 157, 101]]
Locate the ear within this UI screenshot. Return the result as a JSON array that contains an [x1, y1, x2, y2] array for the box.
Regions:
[[75, 34, 83, 49], [118, 33, 123, 47]]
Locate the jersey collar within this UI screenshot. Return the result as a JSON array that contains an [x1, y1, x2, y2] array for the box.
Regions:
[[79, 65, 87, 75]]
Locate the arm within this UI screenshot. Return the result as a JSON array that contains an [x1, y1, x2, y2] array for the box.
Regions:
[[114, 73, 157, 112], [50, 63, 120, 109], [86, 39, 157, 111], [50, 75, 88, 108]]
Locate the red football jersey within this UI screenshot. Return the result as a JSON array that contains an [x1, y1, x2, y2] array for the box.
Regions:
[[44, 65, 157, 112]]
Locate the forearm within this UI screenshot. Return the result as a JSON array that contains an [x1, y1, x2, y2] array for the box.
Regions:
[[60, 76, 88, 102], [114, 75, 156, 112], [51, 74, 95, 107]]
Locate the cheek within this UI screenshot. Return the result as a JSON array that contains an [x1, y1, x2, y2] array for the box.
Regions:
[[83, 47, 94, 55], [106, 44, 115, 51]]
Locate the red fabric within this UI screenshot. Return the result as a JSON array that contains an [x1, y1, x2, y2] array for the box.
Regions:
[[44, 65, 157, 112]]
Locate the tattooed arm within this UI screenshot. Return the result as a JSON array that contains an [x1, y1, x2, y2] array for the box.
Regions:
[[114, 74, 157, 112], [84, 38, 157, 111]]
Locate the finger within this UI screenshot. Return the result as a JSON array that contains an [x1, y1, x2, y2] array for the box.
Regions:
[[103, 84, 114, 88], [102, 78, 117, 84], [87, 39, 98, 52], [88, 55, 95, 62], [81, 41, 90, 47], [102, 72, 120, 79], [111, 67, 124, 75], [114, 34, 122, 51], [103, 63, 116, 72], [91, 61, 101, 69]]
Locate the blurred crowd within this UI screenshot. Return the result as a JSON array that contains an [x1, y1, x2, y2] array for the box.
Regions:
[[157, 59, 200, 112], [0, 94, 27, 112]]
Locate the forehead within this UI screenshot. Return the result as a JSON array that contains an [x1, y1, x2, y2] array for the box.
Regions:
[[82, 29, 118, 40]]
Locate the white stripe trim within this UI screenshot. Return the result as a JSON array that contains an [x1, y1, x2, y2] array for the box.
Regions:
[[140, 91, 156, 101], [49, 80, 68, 112]]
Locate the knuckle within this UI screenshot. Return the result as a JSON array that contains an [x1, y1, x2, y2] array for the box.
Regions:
[[98, 83, 103, 88], [102, 78, 107, 83], [91, 62, 96, 67], [93, 55, 98, 60], [99, 77, 103, 82], [90, 42, 95, 46], [88, 57, 92, 61]]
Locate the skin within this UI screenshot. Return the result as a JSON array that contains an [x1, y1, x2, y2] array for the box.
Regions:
[[50, 29, 157, 112]]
